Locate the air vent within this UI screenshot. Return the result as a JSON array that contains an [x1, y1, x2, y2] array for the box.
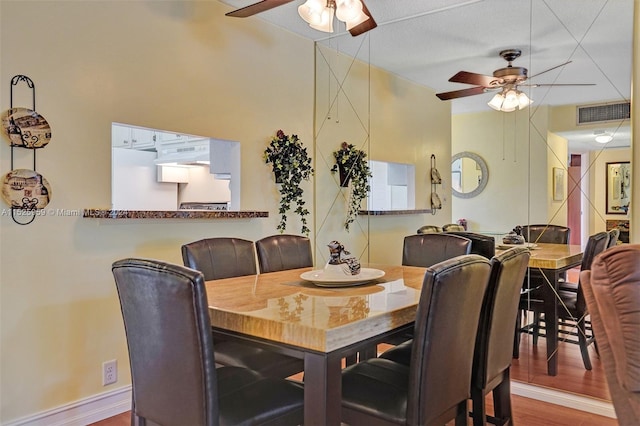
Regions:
[[577, 101, 630, 125]]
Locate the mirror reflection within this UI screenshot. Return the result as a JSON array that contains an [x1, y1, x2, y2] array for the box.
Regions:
[[111, 123, 241, 211], [451, 152, 488, 198], [313, 0, 633, 405]]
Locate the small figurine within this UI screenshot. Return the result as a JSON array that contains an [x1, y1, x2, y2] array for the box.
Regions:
[[503, 226, 525, 245], [327, 241, 361, 275]]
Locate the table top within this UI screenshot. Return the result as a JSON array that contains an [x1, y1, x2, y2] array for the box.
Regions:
[[510, 243, 583, 270], [206, 264, 426, 353]]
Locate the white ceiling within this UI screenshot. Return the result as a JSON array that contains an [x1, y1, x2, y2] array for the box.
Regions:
[[220, 0, 633, 152]]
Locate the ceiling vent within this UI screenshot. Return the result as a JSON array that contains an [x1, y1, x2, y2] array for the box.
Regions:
[[577, 101, 630, 125]]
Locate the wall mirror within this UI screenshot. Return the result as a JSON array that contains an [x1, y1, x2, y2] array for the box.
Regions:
[[451, 152, 488, 199], [111, 123, 240, 211], [313, 0, 633, 406]]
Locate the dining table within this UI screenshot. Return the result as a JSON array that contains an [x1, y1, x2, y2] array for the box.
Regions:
[[205, 264, 427, 426], [498, 242, 584, 376]]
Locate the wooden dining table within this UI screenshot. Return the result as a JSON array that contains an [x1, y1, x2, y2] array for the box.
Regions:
[[499, 242, 584, 376], [205, 264, 427, 426]]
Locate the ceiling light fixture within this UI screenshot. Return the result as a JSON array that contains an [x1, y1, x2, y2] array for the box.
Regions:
[[487, 86, 532, 112], [594, 131, 613, 144], [298, 0, 370, 33]]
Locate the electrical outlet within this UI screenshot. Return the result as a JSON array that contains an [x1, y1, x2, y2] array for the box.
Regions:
[[102, 359, 117, 386]]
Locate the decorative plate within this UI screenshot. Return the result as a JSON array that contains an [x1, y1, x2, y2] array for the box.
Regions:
[[1, 169, 52, 209], [496, 242, 537, 250], [1, 107, 52, 148], [300, 268, 385, 287]]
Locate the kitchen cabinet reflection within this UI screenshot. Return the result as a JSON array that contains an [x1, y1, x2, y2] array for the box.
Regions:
[[111, 123, 240, 211]]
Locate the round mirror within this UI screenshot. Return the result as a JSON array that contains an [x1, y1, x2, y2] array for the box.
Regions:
[[451, 151, 488, 198]]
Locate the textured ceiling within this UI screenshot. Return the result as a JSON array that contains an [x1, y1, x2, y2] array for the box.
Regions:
[[220, 0, 633, 152]]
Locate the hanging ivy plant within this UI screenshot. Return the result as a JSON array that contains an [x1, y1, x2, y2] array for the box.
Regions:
[[331, 141, 372, 231], [264, 130, 314, 236]]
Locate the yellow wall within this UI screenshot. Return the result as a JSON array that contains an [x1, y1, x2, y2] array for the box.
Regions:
[[0, 1, 452, 422], [0, 0, 315, 421]]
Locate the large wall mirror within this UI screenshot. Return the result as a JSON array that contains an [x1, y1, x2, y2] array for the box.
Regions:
[[314, 0, 633, 407]]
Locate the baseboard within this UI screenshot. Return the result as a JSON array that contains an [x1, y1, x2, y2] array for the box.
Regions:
[[3, 381, 615, 424], [512, 381, 616, 419], [3, 386, 131, 426]]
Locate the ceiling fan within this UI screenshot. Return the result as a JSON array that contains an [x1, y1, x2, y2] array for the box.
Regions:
[[436, 49, 595, 111], [225, 0, 377, 37]]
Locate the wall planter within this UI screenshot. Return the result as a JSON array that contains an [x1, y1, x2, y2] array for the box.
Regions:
[[264, 130, 314, 236], [331, 142, 372, 230]]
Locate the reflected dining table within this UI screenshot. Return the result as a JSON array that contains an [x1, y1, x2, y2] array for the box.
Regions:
[[500, 242, 584, 376], [205, 264, 427, 426]]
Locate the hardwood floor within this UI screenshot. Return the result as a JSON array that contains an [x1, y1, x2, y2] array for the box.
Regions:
[[90, 392, 616, 426]]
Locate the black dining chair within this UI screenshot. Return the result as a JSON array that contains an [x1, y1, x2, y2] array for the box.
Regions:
[[525, 231, 610, 370], [521, 224, 571, 244], [181, 237, 257, 280], [445, 231, 496, 259], [379, 247, 530, 425], [416, 225, 443, 234], [181, 237, 304, 379], [112, 258, 304, 426], [402, 233, 472, 268], [341, 255, 492, 426], [255, 234, 313, 273]]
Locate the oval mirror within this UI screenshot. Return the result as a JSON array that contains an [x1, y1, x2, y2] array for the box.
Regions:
[[451, 151, 488, 198]]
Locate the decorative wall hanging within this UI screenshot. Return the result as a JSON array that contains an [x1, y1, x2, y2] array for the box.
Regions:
[[330, 141, 372, 230], [263, 130, 314, 235], [430, 154, 442, 215], [1, 75, 52, 225]]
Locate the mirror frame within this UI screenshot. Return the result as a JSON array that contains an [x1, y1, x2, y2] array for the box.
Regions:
[[451, 151, 489, 199]]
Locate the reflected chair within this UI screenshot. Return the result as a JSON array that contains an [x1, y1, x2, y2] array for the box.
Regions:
[[521, 224, 570, 244], [181, 237, 256, 280], [581, 244, 640, 425], [445, 231, 495, 259], [181, 237, 304, 378], [402, 233, 471, 268], [526, 232, 609, 370], [255, 234, 313, 273], [341, 255, 492, 426], [112, 258, 304, 426], [443, 223, 466, 232], [417, 225, 442, 234], [607, 228, 620, 248]]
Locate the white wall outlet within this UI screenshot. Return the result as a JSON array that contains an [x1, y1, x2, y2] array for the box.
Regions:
[[102, 359, 117, 386]]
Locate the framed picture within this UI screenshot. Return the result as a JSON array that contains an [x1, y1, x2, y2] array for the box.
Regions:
[[606, 162, 631, 214], [553, 167, 564, 201]]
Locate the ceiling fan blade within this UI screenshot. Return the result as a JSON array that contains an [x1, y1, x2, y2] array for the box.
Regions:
[[448, 71, 498, 87], [225, 0, 295, 18], [527, 60, 572, 79], [348, 1, 378, 37], [436, 86, 487, 101]]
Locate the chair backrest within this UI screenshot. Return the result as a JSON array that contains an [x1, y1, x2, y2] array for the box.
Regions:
[[402, 233, 471, 268], [581, 244, 640, 425], [472, 247, 530, 389], [607, 228, 620, 249], [443, 223, 466, 232], [255, 234, 313, 273], [112, 258, 218, 426], [407, 255, 491, 425], [444, 231, 495, 258], [417, 225, 443, 234], [181, 237, 257, 280], [575, 231, 610, 311], [521, 224, 570, 244]]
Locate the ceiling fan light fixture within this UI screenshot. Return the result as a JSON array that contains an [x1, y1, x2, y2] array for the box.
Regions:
[[335, 0, 369, 29], [517, 91, 532, 109], [298, 0, 329, 26], [309, 6, 334, 32], [488, 93, 505, 111]]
